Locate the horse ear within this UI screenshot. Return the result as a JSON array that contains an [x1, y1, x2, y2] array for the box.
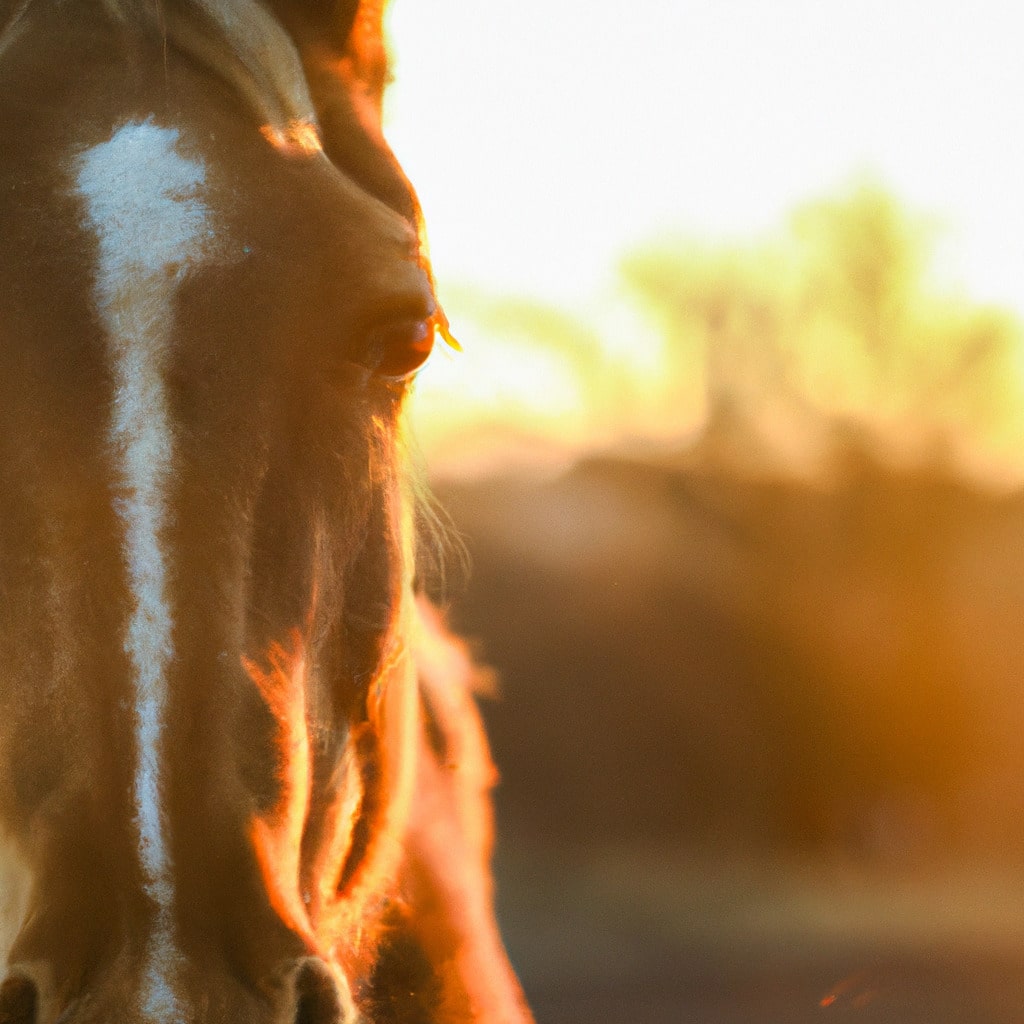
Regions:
[[339, 0, 389, 111], [328, 0, 363, 44], [275, 0, 415, 220], [267, 1, 378, 53], [270, 0, 389, 110], [281, 0, 361, 45]]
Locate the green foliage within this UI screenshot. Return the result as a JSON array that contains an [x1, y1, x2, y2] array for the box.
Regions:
[[622, 184, 1024, 472]]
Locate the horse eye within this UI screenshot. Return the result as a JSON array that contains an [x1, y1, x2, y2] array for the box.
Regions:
[[364, 317, 434, 380]]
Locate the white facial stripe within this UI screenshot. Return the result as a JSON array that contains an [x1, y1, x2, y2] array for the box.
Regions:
[[75, 120, 213, 1023]]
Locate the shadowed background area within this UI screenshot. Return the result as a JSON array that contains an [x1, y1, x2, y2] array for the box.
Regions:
[[383, 2, 1024, 1020]]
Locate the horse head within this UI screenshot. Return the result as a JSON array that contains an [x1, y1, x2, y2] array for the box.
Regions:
[[0, 3, 529, 1021]]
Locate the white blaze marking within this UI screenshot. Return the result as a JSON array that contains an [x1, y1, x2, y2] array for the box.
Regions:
[[75, 120, 213, 1023]]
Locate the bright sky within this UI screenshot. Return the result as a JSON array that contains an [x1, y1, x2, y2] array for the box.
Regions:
[[385, 0, 1024, 315]]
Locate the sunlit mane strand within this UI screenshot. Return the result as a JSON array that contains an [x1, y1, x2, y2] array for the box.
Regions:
[[402, 432, 469, 603]]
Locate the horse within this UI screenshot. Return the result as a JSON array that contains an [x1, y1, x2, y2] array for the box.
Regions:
[[0, 2, 533, 1022]]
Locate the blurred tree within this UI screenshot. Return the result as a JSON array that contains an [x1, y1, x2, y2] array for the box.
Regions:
[[621, 184, 1024, 476]]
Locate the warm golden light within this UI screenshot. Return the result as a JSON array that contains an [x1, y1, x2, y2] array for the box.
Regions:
[[407, 187, 1024, 485], [240, 622, 420, 965], [384, 2, 1024, 483], [243, 635, 317, 948], [380, 10, 1024, 1019], [259, 118, 324, 156], [387, 1, 1024, 308]]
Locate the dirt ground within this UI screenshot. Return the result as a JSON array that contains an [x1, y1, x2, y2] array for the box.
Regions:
[[493, 844, 1024, 1023]]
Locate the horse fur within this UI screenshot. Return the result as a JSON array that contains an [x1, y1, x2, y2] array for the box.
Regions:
[[0, 2, 532, 1021]]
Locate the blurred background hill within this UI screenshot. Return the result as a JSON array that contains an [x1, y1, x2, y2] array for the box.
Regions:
[[384, 2, 1024, 1019]]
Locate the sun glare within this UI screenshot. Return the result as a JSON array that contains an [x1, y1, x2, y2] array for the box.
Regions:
[[385, 1, 1024, 482]]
